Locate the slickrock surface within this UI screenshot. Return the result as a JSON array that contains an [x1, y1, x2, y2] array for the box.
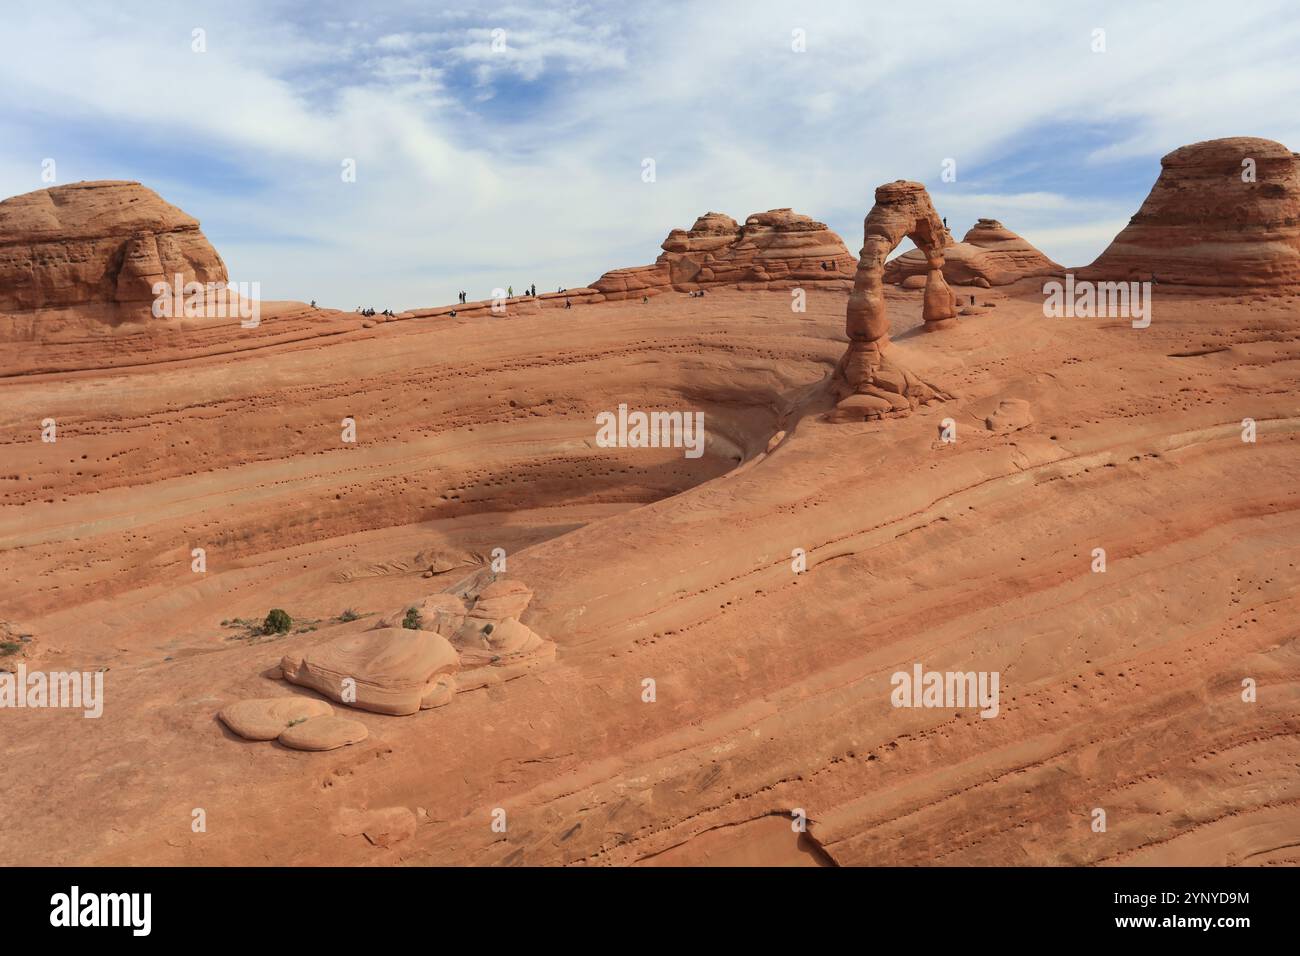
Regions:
[[593, 208, 856, 299], [0, 181, 228, 336], [885, 218, 1063, 286], [0, 150, 1298, 866], [1079, 137, 1300, 287]]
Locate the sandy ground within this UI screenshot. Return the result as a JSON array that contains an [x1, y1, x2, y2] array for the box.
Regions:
[[1, 282, 1297, 866]]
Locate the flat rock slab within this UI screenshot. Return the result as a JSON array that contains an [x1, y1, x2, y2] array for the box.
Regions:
[[219, 697, 334, 741], [278, 715, 369, 751]]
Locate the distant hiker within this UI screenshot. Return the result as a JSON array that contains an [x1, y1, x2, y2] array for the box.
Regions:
[[943, 217, 948, 229], [311, 300, 316, 308], [565, 298, 571, 309], [642, 295, 649, 303], [508, 285, 513, 297], [449, 310, 457, 317], [530, 284, 536, 297]]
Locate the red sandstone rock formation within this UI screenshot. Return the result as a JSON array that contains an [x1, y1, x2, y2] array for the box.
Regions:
[[0, 180, 228, 315], [830, 181, 954, 422], [279, 628, 461, 716], [1079, 137, 1300, 287], [592, 208, 855, 300], [884, 218, 1062, 286]]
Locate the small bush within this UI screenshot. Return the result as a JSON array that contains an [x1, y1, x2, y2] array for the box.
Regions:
[[262, 608, 292, 634], [0, 641, 20, 656], [338, 608, 361, 623], [402, 607, 423, 630], [482, 623, 494, 635]]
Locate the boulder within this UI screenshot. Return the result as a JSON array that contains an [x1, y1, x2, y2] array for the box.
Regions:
[[280, 628, 460, 716], [467, 580, 534, 622]]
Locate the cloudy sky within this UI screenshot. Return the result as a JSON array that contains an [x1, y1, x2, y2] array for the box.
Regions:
[[2, 0, 1298, 309]]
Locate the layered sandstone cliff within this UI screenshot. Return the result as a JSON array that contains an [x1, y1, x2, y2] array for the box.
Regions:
[[1079, 136, 1300, 287], [593, 208, 855, 300]]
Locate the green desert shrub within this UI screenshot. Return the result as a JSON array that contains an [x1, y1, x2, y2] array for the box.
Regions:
[[402, 607, 423, 630], [262, 608, 292, 634]]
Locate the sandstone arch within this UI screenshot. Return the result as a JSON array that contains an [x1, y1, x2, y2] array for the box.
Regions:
[[830, 181, 957, 422]]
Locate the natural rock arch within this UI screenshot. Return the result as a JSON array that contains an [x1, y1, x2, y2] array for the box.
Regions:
[[831, 180, 957, 422]]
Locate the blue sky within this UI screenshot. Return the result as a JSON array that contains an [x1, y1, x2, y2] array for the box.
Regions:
[[2, 0, 1298, 310]]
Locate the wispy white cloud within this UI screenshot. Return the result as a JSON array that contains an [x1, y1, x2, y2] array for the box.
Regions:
[[0, 0, 1296, 306]]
